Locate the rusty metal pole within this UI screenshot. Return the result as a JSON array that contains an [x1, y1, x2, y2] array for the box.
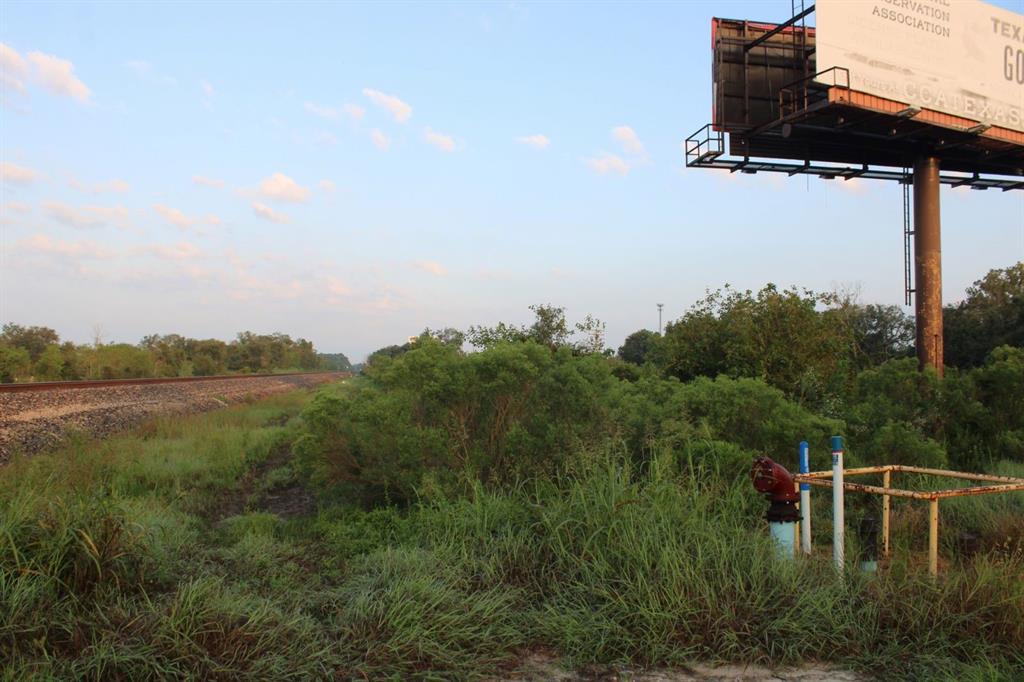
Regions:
[[913, 157, 944, 376]]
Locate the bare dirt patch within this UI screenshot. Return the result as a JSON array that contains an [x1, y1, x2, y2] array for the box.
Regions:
[[500, 653, 868, 681], [206, 441, 317, 525]]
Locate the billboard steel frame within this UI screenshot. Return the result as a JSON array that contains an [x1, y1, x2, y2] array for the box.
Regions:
[[687, 2, 1024, 376]]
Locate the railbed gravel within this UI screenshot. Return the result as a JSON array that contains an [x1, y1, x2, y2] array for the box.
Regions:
[[0, 373, 340, 463]]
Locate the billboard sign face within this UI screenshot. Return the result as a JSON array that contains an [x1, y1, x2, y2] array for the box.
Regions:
[[816, 0, 1024, 133]]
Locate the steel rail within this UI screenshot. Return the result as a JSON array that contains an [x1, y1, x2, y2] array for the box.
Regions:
[[0, 371, 348, 394]]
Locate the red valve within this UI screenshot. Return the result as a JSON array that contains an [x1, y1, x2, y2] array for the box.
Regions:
[[751, 457, 800, 502], [751, 457, 802, 524]]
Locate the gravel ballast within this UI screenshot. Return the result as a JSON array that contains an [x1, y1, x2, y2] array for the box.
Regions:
[[0, 373, 340, 462]]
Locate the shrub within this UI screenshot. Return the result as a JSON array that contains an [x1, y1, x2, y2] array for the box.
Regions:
[[296, 339, 617, 506]]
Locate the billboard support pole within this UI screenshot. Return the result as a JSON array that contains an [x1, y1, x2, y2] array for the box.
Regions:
[[913, 156, 943, 377]]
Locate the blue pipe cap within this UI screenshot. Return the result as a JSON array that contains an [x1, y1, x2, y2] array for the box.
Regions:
[[831, 435, 843, 451]]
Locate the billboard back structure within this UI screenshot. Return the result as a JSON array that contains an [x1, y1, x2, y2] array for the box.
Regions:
[[816, 0, 1023, 134], [697, 1, 1024, 179], [685, 1, 1024, 377]]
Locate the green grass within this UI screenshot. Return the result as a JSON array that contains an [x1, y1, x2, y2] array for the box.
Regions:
[[2, 389, 1023, 680]]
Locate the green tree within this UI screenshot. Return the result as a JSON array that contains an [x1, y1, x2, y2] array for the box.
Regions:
[[617, 329, 659, 365], [0, 344, 31, 382], [319, 352, 353, 372], [140, 334, 189, 376], [467, 305, 601, 353], [33, 344, 65, 380], [191, 339, 228, 375], [843, 304, 915, 369], [1, 324, 60, 361], [944, 262, 1024, 368], [656, 284, 853, 405]]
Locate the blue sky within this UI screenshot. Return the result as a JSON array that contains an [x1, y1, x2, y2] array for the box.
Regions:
[[2, 0, 1022, 361]]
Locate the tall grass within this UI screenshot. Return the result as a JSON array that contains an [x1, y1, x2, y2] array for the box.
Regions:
[[2, 389, 1022, 680]]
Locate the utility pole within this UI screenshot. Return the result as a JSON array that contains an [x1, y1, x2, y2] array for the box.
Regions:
[[913, 157, 943, 376], [657, 303, 664, 335]]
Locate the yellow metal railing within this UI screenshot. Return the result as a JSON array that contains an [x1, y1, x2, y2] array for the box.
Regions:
[[794, 465, 1024, 576]]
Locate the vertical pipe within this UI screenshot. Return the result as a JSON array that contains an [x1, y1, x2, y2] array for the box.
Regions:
[[799, 441, 811, 554], [770, 522, 797, 558], [913, 156, 944, 376], [793, 480, 800, 557], [832, 436, 845, 573], [858, 516, 879, 573], [882, 469, 891, 557], [929, 497, 939, 577]]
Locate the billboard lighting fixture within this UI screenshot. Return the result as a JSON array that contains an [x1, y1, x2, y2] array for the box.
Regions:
[[895, 106, 921, 119], [967, 124, 991, 135], [741, 169, 757, 174]]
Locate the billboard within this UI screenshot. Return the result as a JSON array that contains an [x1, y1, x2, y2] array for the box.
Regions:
[[816, 0, 1024, 133]]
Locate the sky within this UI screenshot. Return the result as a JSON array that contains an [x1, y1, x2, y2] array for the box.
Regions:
[[2, 0, 1023, 362]]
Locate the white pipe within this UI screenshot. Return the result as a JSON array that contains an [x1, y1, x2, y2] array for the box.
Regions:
[[799, 441, 811, 554], [831, 435, 844, 573]]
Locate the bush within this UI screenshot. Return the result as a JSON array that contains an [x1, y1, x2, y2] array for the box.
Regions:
[[675, 376, 844, 464], [296, 339, 617, 506]]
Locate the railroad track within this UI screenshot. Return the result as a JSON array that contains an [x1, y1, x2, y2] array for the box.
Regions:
[[0, 371, 349, 393]]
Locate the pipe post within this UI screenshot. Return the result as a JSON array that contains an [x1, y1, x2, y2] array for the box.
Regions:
[[928, 497, 940, 577], [858, 515, 879, 572], [799, 441, 811, 555], [913, 156, 943, 376], [882, 468, 891, 557], [831, 435, 845, 574]]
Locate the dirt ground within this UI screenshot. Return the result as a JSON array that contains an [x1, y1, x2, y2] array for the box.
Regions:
[[501, 654, 867, 681]]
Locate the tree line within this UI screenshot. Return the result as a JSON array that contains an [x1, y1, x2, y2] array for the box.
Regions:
[[0, 327, 351, 383], [617, 262, 1023, 393], [320, 262, 1023, 505]]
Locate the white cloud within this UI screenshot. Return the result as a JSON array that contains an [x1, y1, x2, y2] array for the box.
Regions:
[[424, 128, 455, 152], [304, 101, 338, 119], [517, 134, 549, 149], [143, 242, 203, 260], [326, 276, 352, 296], [200, 80, 215, 97], [18, 233, 115, 259], [370, 128, 391, 150], [257, 172, 310, 203], [343, 103, 365, 120], [252, 201, 290, 223], [1, 161, 41, 184], [362, 88, 412, 122], [205, 214, 222, 226], [153, 204, 196, 229], [586, 153, 631, 175], [413, 260, 447, 277], [611, 126, 645, 156], [4, 201, 31, 214], [69, 177, 131, 194], [27, 51, 91, 102], [44, 201, 129, 228], [318, 179, 336, 193], [0, 43, 28, 93], [192, 175, 224, 188]]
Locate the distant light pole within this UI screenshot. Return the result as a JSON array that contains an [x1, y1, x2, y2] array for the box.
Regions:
[[657, 303, 664, 335]]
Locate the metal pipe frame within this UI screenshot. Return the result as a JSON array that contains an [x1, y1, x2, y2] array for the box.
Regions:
[[794, 464, 1024, 576]]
